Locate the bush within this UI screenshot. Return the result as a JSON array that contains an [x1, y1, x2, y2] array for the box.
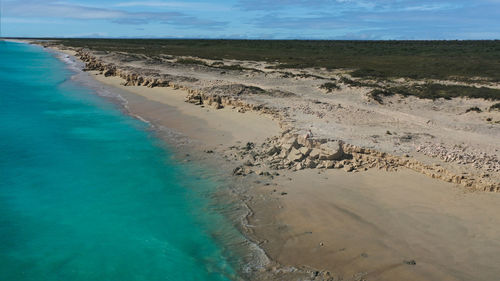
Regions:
[[490, 103, 500, 111], [367, 89, 395, 104], [466, 106, 482, 113], [54, 39, 500, 81], [351, 68, 387, 78], [386, 84, 500, 100], [319, 82, 341, 92], [338, 76, 378, 88], [175, 58, 209, 66]]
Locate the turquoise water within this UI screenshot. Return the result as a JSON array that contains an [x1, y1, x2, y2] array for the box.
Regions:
[[0, 41, 243, 281]]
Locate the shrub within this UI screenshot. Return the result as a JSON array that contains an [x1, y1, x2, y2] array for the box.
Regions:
[[490, 103, 500, 111], [367, 89, 395, 104], [175, 58, 209, 66], [319, 82, 341, 92], [351, 68, 387, 78], [338, 76, 378, 88], [466, 106, 482, 113]]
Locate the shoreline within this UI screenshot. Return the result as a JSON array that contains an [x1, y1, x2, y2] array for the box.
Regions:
[[27, 40, 500, 280], [43, 43, 294, 280]]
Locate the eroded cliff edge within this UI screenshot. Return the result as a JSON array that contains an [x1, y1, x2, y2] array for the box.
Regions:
[[51, 45, 500, 191]]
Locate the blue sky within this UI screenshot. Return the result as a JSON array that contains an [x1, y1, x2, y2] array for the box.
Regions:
[[2, 0, 500, 39]]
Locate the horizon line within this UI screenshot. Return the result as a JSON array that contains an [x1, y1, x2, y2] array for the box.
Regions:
[[2, 37, 500, 41]]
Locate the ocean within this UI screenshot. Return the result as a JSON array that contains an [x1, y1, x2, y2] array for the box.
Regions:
[[0, 41, 246, 281]]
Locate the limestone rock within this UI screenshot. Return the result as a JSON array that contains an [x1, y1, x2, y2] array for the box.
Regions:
[[266, 146, 280, 156], [325, 161, 335, 169], [319, 141, 344, 160], [304, 158, 318, 168], [343, 164, 354, 172], [299, 147, 312, 157], [309, 148, 322, 160], [288, 148, 305, 162]]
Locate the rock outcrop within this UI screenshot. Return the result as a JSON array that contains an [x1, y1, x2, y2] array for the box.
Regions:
[[74, 48, 500, 193]]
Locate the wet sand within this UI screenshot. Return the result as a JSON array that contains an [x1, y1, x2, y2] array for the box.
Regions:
[[249, 168, 500, 280]]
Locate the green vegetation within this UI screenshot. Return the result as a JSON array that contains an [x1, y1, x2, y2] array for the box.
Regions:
[[217, 64, 263, 72], [466, 106, 482, 113], [51, 39, 500, 81], [319, 82, 341, 92], [490, 103, 500, 111], [366, 83, 500, 103], [367, 89, 395, 104], [351, 68, 387, 78], [174, 57, 262, 72], [44, 39, 500, 100], [175, 58, 209, 66], [338, 76, 379, 88], [384, 84, 500, 100]]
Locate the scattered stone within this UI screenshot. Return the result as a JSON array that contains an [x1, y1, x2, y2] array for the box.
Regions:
[[246, 142, 255, 151], [304, 158, 318, 168], [325, 161, 335, 169], [266, 146, 280, 156], [404, 259, 417, 265], [343, 165, 354, 172], [233, 166, 243, 175]]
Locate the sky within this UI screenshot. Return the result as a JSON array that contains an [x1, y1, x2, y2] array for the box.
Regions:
[[1, 0, 500, 39]]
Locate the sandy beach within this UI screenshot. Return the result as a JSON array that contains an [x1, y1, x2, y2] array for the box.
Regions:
[[35, 41, 500, 281], [250, 169, 500, 280], [92, 73, 280, 147]]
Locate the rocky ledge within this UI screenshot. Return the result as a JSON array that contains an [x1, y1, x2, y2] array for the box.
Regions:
[[74, 49, 500, 192]]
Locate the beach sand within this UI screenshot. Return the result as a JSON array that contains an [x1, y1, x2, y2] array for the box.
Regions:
[[249, 168, 500, 280], [91, 73, 280, 148]]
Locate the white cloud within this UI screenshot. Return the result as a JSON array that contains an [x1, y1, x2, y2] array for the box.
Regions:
[[3, 0, 226, 27], [113, 1, 230, 11]]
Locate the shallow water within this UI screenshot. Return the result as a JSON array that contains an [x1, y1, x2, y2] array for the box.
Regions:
[[0, 41, 244, 281]]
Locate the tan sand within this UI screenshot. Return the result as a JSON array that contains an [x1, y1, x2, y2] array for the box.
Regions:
[[91, 73, 280, 147], [249, 168, 500, 280]]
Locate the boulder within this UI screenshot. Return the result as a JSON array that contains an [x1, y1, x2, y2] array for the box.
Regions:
[[299, 147, 312, 157], [343, 164, 354, 172], [295, 162, 304, 171], [233, 166, 243, 175], [266, 146, 280, 156], [308, 148, 322, 160], [304, 158, 318, 168], [281, 142, 294, 153], [325, 161, 335, 169], [319, 141, 344, 160], [280, 136, 300, 152], [287, 148, 305, 162]]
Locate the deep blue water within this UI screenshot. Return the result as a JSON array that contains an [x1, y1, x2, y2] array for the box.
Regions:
[[0, 41, 243, 281]]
